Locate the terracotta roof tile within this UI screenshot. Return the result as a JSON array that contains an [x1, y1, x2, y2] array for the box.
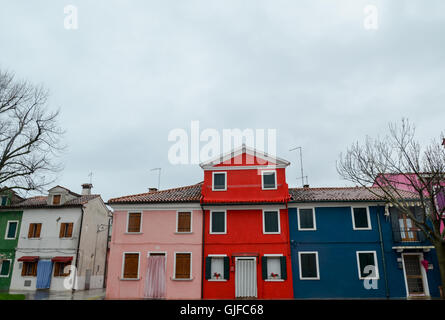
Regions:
[[7, 194, 100, 208], [289, 186, 420, 202], [107, 182, 203, 204]]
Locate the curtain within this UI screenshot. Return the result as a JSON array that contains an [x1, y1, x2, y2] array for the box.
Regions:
[[36, 260, 53, 289], [144, 256, 166, 299]]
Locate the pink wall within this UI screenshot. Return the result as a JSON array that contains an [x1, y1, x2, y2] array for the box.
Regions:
[[106, 208, 203, 299]]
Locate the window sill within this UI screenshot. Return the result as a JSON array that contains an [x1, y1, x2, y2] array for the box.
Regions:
[[124, 232, 143, 235], [263, 232, 281, 235], [171, 277, 193, 281], [22, 276, 36, 278], [300, 278, 320, 281], [174, 232, 193, 235], [298, 229, 317, 231], [265, 279, 284, 282], [0, 275, 10, 278], [60, 237, 75, 240], [4, 238, 16, 240], [120, 278, 140, 281], [27, 238, 41, 240], [208, 279, 227, 282]]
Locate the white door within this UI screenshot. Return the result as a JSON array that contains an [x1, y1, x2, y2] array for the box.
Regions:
[[235, 258, 257, 298]]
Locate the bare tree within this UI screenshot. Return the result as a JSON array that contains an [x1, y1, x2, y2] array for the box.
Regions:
[[337, 118, 445, 293], [0, 70, 64, 195]]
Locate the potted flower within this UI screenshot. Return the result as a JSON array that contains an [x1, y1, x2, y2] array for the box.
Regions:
[[213, 272, 221, 279], [270, 272, 279, 279]]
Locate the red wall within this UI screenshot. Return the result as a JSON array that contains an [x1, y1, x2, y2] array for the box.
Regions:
[[203, 208, 293, 299]]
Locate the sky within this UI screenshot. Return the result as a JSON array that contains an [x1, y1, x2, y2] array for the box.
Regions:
[[0, 0, 444, 201]]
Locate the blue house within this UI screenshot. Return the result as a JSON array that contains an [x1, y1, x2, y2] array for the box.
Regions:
[[288, 186, 442, 299]]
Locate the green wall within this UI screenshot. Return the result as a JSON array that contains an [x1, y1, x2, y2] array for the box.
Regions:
[[0, 210, 22, 291]]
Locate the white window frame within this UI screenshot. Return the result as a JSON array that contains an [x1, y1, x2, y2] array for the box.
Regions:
[[176, 211, 193, 233], [212, 172, 227, 191], [210, 210, 227, 234], [172, 251, 193, 281], [121, 251, 140, 280], [5, 220, 19, 240], [0, 259, 12, 277], [126, 211, 143, 234], [356, 251, 379, 280], [351, 206, 372, 230], [261, 170, 277, 190], [297, 208, 316, 231], [298, 251, 320, 280], [262, 209, 281, 234], [264, 254, 284, 282], [208, 254, 227, 282]]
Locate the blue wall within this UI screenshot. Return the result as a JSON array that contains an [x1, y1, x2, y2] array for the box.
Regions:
[[288, 205, 441, 298]]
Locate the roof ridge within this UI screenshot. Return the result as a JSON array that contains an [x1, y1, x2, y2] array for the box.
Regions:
[[108, 182, 203, 202]]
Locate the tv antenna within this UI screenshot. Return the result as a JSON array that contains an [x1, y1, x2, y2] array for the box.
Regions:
[[289, 146, 308, 187], [150, 168, 161, 190]]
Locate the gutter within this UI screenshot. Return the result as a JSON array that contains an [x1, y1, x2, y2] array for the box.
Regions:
[[73, 205, 85, 292]]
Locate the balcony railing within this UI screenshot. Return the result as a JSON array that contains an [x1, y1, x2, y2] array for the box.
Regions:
[[392, 228, 426, 243]]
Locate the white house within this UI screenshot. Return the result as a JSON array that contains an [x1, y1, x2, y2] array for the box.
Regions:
[[9, 184, 111, 292]]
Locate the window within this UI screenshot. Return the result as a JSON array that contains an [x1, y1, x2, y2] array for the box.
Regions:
[[352, 207, 371, 230], [212, 172, 227, 191], [262, 170, 277, 190], [263, 210, 280, 234], [262, 255, 287, 281], [177, 212, 192, 233], [59, 223, 73, 238], [22, 262, 37, 277], [122, 253, 139, 279], [210, 211, 226, 234], [0, 260, 11, 277], [127, 212, 142, 233], [205, 256, 229, 281], [52, 194, 61, 205], [398, 213, 418, 242], [174, 253, 191, 279], [1, 195, 8, 206], [299, 252, 320, 280], [298, 208, 316, 230], [5, 221, 18, 240], [54, 262, 71, 277], [28, 223, 42, 238], [356, 251, 379, 280]]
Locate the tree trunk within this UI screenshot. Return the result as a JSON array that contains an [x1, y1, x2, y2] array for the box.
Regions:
[[433, 240, 445, 299]]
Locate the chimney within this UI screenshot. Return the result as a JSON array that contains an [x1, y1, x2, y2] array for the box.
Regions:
[[81, 183, 93, 195], [442, 138, 445, 147], [149, 187, 158, 193], [303, 184, 310, 189]]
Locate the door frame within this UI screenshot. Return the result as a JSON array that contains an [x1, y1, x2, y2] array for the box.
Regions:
[[235, 257, 257, 298], [146, 251, 168, 298], [401, 252, 430, 297]]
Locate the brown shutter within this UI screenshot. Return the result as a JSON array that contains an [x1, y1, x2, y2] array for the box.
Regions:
[[67, 223, 73, 237], [175, 253, 191, 279], [32, 262, 37, 276], [21, 263, 26, 276], [35, 223, 41, 237], [54, 262, 60, 277], [123, 253, 139, 278], [28, 224, 34, 238], [59, 223, 65, 238], [177, 212, 191, 232], [128, 213, 141, 232]]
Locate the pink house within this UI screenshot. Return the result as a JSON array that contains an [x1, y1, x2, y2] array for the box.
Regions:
[[105, 183, 203, 299]]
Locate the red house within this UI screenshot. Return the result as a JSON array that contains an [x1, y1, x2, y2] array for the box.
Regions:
[[200, 145, 293, 299]]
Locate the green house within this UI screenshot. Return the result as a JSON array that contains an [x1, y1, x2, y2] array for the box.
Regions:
[[0, 190, 24, 291]]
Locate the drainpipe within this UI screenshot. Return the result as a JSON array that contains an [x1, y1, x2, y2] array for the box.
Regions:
[[377, 207, 390, 298], [200, 195, 205, 300], [103, 213, 111, 289], [73, 205, 85, 292]]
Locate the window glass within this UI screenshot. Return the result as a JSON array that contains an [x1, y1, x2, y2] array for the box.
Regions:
[[353, 208, 369, 229], [299, 209, 314, 229], [262, 172, 276, 189], [358, 252, 376, 278], [211, 212, 226, 233], [300, 253, 318, 279], [6, 222, 17, 239], [267, 257, 281, 279], [210, 257, 224, 280], [264, 211, 279, 233], [213, 173, 226, 190]]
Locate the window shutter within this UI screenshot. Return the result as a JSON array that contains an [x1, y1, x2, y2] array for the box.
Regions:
[[67, 223, 73, 237], [128, 213, 141, 232], [54, 262, 60, 277], [28, 224, 34, 238], [123, 253, 139, 278], [280, 256, 287, 280], [59, 223, 65, 238], [205, 257, 212, 280], [224, 257, 230, 280], [32, 262, 37, 276], [261, 256, 268, 280], [178, 212, 191, 232], [36, 223, 41, 238], [175, 253, 191, 279]]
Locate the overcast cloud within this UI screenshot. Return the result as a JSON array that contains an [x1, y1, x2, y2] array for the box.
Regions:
[[1, 0, 444, 201]]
